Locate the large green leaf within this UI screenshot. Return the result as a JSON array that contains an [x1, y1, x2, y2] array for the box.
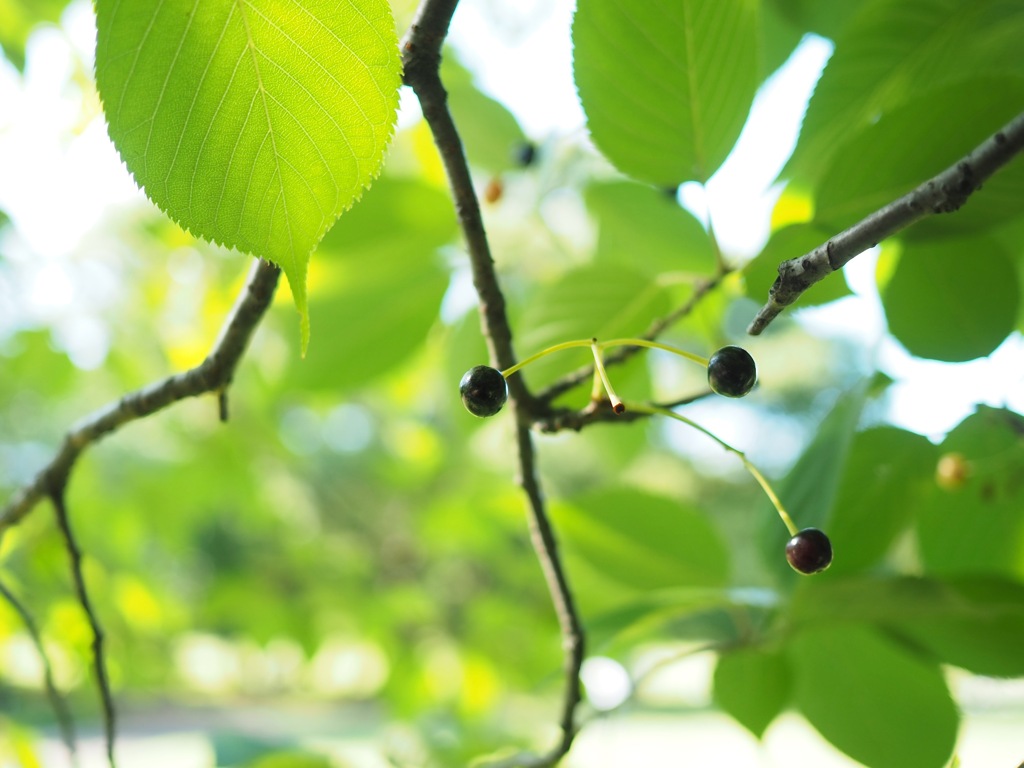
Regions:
[[892, 576, 1024, 677], [586, 181, 716, 276], [552, 488, 730, 591], [790, 625, 958, 768], [713, 647, 790, 738], [789, 575, 978, 625], [572, 0, 759, 185], [825, 427, 937, 575], [784, 0, 1024, 185], [916, 407, 1024, 578], [882, 235, 1019, 362], [94, 0, 402, 351], [815, 77, 1024, 232]]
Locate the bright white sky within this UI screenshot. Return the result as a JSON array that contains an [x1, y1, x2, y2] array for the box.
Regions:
[[1, 0, 1022, 438]]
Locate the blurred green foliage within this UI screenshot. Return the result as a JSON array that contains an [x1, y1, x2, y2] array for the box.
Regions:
[[2, 1, 1024, 767]]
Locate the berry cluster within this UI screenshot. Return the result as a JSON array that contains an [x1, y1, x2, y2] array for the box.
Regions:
[[457, 337, 832, 575]]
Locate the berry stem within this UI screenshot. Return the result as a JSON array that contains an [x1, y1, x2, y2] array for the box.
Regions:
[[599, 338, 709, 366], [501, 339, 594, 378], [591, 339, 624, 413], [501, 337, 709, 378], [634, 404, 798, 537]]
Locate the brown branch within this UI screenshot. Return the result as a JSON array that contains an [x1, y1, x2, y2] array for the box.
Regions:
[[50, 485, 116, 767], [400, 0, 526, 403], [0, 574, 78, 765], [402, 4, 583, 764], [534, 391, 714, 433], [748, 110, 1024, 335], [0, 259, 280, 536]]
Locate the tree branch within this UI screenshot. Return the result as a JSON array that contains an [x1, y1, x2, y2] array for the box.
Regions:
[[50, 485, 116, 768], [402, 5, 583, 764], [400, 1, 528, 405], [0, 258, 281, 536], [748, 110, 1024, 335], [0, 574, 78, 765]]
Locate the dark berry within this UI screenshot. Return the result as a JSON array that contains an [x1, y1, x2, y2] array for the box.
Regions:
[[512, 141, 537, 167], [785, 528, 833, 574], [707, 346, 757, 397], [459, 365, 508, 417]]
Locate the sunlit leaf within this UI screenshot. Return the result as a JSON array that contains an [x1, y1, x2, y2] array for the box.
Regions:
[[573, 0, 759, 184], [790, 624, 958, 768], [94, 0, 402, 351]]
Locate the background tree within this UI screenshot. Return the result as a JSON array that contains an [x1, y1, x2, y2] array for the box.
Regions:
[[1, 1, 1023, 767]]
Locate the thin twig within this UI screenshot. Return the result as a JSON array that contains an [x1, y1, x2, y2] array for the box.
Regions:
[[49, 485, 116, 768], [536, 272, 727, 405], [534, 390, 714, 433], [402, 4, 584, 764], [484, 422, 586, 768], [0, 574, 78, 765], [748, 110, 1024, 335], [0, 259, 281, 536]]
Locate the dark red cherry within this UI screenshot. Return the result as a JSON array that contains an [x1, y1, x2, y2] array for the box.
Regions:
[[785, 528, 833, 574]]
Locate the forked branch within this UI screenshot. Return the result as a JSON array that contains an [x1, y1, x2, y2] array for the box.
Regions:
[[748, 110, 1024, 335], [0, 259, 281, 536]]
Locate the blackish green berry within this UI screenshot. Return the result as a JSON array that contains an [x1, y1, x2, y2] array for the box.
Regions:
[[460, 365, 508, 417], [785, 528, 833, 574], [707, 346, 757, 398], [512, 141, 537, 167]]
